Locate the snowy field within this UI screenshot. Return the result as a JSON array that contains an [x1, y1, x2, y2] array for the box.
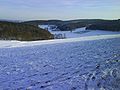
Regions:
[[0, 34, 120, 48], [50, 28, 120, 38], [0, 36, 120, 90], [0, 25, 120, 90], [39, 25, 120, 38]]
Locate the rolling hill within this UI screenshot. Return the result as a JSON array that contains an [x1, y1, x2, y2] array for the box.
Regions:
[[23, 19, 120, 31], [0, 21, 53, 41]]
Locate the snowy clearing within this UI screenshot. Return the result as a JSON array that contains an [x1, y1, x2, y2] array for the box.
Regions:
[[0, 38, 120, 90]]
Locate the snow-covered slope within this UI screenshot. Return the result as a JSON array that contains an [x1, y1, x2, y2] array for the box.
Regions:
[[0, 34, 120, 48], [39, 25, 120, 38], [0, 25, 120, 90], [0, 38, 120, 90]]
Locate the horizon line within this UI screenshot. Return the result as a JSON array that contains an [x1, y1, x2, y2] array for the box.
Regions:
[[0, 18, 120, 22]]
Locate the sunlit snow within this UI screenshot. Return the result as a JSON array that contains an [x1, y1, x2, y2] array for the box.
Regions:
[[0, 27, 120, 90]]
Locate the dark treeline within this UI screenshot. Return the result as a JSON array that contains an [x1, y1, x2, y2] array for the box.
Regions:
[[86, 20, 120, 31], [0, 21, 53, 41]]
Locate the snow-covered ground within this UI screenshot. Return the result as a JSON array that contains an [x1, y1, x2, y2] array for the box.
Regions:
[[39, 25, 120, 38], [0, 25, 120, 90], [0, 34, 120, 48], [50, 28, 120, 38], [0, 37, 120, 90]]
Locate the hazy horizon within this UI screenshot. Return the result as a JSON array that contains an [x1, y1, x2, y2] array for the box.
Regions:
[[0, 0, 120, 20]]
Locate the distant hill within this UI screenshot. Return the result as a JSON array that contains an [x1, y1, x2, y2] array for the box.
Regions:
[[0, 21, 53, 41], [86, 20, 120, 31], [23, 20, 63, 26], [23, 19, 120, 31]]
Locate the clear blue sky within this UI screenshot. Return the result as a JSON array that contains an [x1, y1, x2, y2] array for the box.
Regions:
[[0, 0, 120, 20]]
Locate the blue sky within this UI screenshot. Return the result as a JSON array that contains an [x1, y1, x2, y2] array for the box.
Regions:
[[0, 0, 120, 20]]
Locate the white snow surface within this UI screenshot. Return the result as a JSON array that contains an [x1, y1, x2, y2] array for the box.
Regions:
[[51, 28, 120, 38], [0, 34, 120, 48], [39, 25, 120, 38], [0, 38, 120, 90], [0, 26, 120, 90]]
